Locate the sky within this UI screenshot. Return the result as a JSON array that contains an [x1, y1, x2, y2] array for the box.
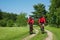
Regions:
[[0, 0, 50, 16]]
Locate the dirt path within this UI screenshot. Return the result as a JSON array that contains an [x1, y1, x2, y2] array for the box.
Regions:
[[45, 30, 53, 40], [22, 28, 53, 40], [22, 29, 39, 40]]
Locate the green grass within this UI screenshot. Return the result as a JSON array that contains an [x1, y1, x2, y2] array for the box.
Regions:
[[0, 27, 29, 40], [45, 25, 60, 40], [31, 26, 47, 40]]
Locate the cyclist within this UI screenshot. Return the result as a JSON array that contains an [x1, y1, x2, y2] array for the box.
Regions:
[[38, 16, 46, 34], [28, 16, 34, 34]]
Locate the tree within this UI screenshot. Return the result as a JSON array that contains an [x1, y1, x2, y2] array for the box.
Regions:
[[6, 19, 14, 27], [49, 0, 60, 27], [31, 3, 47, 25], [0, 9, 3, 19], [32, 3, 46, 19], [16, 12, 27, 27], [0, 10, 17, 27], [54, 8, 60, 27], [0, 19, 7, 27]]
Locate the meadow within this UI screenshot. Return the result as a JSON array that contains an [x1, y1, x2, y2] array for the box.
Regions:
[[0, 27, 29, 40]]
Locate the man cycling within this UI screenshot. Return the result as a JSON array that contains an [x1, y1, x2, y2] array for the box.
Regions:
[[28, 16, 34, 34], [38, 16, 46, 34]]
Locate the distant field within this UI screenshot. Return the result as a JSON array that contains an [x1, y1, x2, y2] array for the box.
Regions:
[[45, 25, 60, 40], [0, 27, 29, 40]]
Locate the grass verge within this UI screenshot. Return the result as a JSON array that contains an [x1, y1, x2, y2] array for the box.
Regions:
[[0, 27, 29, 40], [31, 26, 47, 40], [45, 25, 60, 40]]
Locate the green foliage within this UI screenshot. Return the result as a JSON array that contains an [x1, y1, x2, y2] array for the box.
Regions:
[[0, 19, 7, 27], [0, 9, 28, 27], [16, 13, 27, 27], [49, 0, 60, 27], [0, 10, 3, 19], [6, 20, 14, 27], [45, 12, 50, 24], [31, 3, 47, 25], [34, 19, 38, 25], [54, 8, 60, 27], [32, 3, 46, 19], [0, 10, 17, 27]]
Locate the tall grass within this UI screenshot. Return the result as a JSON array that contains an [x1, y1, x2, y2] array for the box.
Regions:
[[0, 27, 29, 40]]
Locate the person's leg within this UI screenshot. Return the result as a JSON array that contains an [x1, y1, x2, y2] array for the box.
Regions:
[[41, 24, 45, 34], [40, 23, 42, 31], [29, 24, 31, 34], [30, 24, 33, 34], [31, 24, 33, 34]]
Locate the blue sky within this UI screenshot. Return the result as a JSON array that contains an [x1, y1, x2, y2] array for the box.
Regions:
[[0, 0, 50, 16]]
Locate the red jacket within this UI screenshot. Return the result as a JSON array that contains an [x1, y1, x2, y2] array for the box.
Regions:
[[38, 17, 46, 24], [28, 18, 34, 24]]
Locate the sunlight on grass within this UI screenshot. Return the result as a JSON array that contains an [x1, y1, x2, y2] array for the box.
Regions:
[[45, 25, 60, 40], [0, 27, 29, 40], [31, 26, 47, 40]]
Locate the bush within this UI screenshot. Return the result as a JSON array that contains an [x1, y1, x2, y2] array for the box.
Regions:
[[6, 20, 14, 27], [0, 20, 7, 27]]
